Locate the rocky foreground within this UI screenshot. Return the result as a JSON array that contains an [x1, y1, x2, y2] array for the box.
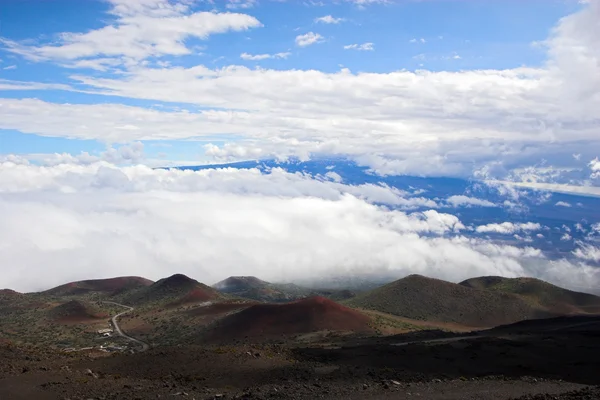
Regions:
[[1, 316, 599, 400]]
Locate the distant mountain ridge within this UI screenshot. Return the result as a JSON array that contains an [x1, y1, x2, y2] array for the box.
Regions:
[[212, 276, 356, 303]]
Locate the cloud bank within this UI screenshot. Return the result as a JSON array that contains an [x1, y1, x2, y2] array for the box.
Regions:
[[0, 161, 598, 293]]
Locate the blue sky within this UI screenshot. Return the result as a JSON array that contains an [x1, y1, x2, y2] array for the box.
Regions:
[[0, 0, 597, 184], [1, 0, 600, 292]]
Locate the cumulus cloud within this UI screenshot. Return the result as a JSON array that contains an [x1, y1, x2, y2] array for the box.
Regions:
[[573, 244, 600, 262], [295, 32, 324, 47], [0, 143, 145, 168], [0, 161, 596, 293], [476, 222, 542, 235], [590, 158, 600, 179], [555, 201, 572, 207], [315, 15, 344, 24], [445, 195, 496, 208]]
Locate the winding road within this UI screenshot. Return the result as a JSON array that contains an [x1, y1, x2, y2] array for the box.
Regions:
[[103, 301, 150, 352]]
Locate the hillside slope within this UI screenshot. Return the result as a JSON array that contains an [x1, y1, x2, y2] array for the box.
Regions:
[[0, 289, 23, 302], [460, 276, 600, 314], [346, 275, 553, 328], [204, 296, 373, 341], [47, 300, 107, 322], [44, 276, 153, 297]]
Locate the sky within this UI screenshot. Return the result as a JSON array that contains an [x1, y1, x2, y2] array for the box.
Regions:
[[0, 0, 599, 291]]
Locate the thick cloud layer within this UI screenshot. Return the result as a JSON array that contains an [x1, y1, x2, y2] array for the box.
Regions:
[[1, 161, 598, 293]]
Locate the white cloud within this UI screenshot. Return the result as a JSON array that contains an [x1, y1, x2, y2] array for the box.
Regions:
[[491, 181, 600, 198], [476, 222, 541, 235], [345, 0, 389, 4], [561, 233, 573, 241], [573, 243, 600, 262], [324, 171, 342, 182], [343, 42, 374, 51], [3, 93, 598, 179], [295, 32, 324, 47], [2, 65, 17, 70], [555, 201, 572, 207], [240, 52, 291, 60], [0, 80, 73, 91], [61, 58, 124, 71], [1, 161, 597, 293], [0, 143, 145, 169], [446, 195, 496, 208], [590, 158, 600, 179], [226, 0, 258, 9], [315, 15, 344, 24], [0, 1, 262, 66], [410, 38, 426, 44], [0, 161, 431, 209]]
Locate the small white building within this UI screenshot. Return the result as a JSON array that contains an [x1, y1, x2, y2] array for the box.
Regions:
[[97, 328, 113, 335]]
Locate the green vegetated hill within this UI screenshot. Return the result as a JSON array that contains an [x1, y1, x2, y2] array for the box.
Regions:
[[212, 276, 356, 303], [459, 276, 600, 314], [345, 275, 556, 328]]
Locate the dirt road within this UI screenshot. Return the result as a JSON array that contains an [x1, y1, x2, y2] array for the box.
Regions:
[[103, 301, 150, 352]]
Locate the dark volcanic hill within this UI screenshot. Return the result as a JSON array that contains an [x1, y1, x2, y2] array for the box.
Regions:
[[213, 276, 357, 303], [346, 274, 554, 328], [460, 276, 600, 314], [204, 296, 373, 342], [213, 276, 268, 293], [122, 274, 223, 307], [44, 276, 154, 297], [47, 300, 107, 322]]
